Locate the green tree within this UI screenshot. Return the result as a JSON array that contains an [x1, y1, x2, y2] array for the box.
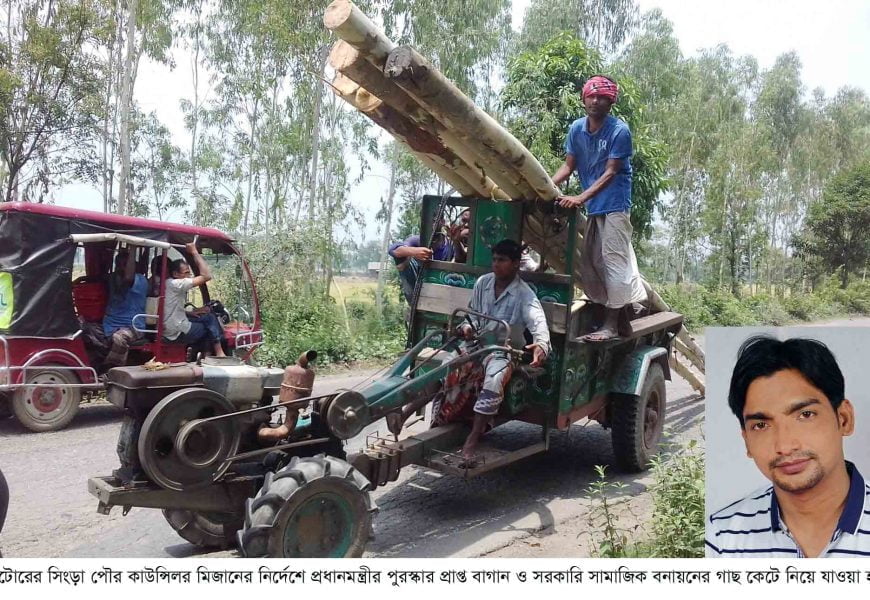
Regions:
[[0, 0, 104, 202], [517, 0, 637, 55], [500, 34, 667, 240], [794, 162, 870, 288]]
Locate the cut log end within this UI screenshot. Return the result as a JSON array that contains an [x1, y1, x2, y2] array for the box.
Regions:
[[323, 0, 353, 30], [331, 73, 360, 100], [355, 88, 382, 112], [328, 39, 360, 72]]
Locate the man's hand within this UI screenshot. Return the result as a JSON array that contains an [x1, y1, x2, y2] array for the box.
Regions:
[[185, 242, 199, 255], [525, 343, 547, 368], [409, 247, 433, 261], [557, 194, 587, 208], [458, 324, 475, 340]]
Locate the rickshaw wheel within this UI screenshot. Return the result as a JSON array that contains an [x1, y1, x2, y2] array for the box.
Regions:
[[238, 454, 375, 558], [610, 362, 666, 473], [0, 392, 12, 420], [12, 367, 81, 432]]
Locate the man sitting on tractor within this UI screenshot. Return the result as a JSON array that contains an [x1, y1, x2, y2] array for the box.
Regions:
[[163, 243, 226, 358], [103, 247, 148, 370], [457, 239, 551, 463]]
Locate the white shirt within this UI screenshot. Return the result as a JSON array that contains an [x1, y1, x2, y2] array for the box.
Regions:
[[706, 462, 870, 557], [468, 273, 551, 356], [163, 277, 196, 340]]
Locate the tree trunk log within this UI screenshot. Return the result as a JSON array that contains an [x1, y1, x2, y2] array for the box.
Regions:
[[670, 354, 705, 395], [329, 40, 528, 199], [333, 74, 507, 198], [385, 45, 559, 201], [323, 0, 395, 65]]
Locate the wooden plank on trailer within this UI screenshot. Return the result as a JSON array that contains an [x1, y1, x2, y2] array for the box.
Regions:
[[417, 282, 567, 333], [626, 311, 683, 338]]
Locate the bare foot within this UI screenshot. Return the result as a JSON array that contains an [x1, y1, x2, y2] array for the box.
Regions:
[[460, 443, 478, 468], [580, 327, 619, 342]]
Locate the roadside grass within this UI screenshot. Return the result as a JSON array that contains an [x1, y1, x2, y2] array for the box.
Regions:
[[585, 439, 705, 558]]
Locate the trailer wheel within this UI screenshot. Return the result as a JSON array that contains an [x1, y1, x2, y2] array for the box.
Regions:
[[611, 362, 666, 472], [238, 454, 375, 558], [162, 509, 242, 549], [12, 367, 81, 432]]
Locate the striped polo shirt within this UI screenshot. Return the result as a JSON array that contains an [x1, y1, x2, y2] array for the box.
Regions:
[[706, 462, 870, 557]]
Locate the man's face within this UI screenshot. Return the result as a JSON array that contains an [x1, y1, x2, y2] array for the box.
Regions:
[[491, 253, 519, 280], [741, 368, 854, 494], [173, 262, 192, 279], [114, 252, 129, 273], [583, 93, 613, 119]]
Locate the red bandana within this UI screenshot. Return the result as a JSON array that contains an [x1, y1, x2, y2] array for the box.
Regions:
[[582, 76, 618, 103]]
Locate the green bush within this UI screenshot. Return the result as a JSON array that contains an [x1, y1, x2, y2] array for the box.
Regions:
[[658, 280, 870, 329], [648, 440, 705, 558]]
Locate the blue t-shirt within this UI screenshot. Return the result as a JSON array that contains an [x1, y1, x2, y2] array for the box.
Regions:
[[103, 273, 148, 335], [565, 115, 633, 215]]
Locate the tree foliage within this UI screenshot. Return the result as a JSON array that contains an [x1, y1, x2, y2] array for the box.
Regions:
[[794, 161, 870, 288]]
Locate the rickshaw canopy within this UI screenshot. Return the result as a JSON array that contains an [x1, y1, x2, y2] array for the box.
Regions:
[[0, 202, 236, 338]]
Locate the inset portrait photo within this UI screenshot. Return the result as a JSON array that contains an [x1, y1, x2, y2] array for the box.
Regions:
[[705, 326, 870, 558]]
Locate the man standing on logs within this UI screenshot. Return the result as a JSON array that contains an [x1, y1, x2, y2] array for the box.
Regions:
[[551, 75, 646, 341]]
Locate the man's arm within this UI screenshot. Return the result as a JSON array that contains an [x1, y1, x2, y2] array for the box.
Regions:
[[557, 158, 622, 208], [551, 154, 576, 188], [185, 242, 212, 286], [522, 295, 551, 367], [459, 276, 485, 339]]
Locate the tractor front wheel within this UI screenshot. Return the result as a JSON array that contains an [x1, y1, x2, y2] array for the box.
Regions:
[[238, 454, 374, 558], [610, 362, 666, 472], [162, 509, 242, 549]]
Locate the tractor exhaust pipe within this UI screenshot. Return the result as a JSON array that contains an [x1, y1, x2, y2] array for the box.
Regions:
[[257, 350, 318, 444]]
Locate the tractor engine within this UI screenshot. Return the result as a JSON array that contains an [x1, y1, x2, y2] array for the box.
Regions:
[[106, 356, 286, 490]]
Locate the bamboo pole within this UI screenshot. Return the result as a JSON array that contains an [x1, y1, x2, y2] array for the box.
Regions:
[[385, 45, 560, 201]]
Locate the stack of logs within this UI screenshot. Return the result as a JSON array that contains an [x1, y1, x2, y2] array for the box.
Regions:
[[323, 0, 705, 394]]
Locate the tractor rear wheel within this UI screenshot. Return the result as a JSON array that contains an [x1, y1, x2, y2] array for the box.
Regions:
[[238, 454, 375, 558], [611, 362, 666, 472], [162, 509, 242, 549], [12, 367, 81, 432]]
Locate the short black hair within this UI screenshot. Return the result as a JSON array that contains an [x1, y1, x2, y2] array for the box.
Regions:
[[169, 258, 188, 276], [492, 239, 522, 261], [728, 336, 845, 428]]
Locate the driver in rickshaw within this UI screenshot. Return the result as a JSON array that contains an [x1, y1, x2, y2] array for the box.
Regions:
[[103, 247, 148, 370], [455, 239, 551, 463], [162, 242, 226, 358]]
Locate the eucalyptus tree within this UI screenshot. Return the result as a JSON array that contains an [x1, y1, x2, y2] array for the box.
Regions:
[[0, 0, 104, 203], [112, 0, 177, 215], [794, 161, 870, 288], [517, 0, 637, 55], [126, 110, 188, 220]]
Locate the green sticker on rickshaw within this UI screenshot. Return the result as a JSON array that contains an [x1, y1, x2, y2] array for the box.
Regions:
[[0, 272, 12, 329]]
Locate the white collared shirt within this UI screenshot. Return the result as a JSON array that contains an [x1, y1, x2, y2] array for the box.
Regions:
[[468, 273, 551, 356], [706, 462, 870, 557]]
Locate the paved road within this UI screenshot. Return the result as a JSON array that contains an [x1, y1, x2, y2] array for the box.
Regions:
[[0, 359, 703, 559]]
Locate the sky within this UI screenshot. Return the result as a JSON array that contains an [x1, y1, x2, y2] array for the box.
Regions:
[[56, 0, 870, 241]]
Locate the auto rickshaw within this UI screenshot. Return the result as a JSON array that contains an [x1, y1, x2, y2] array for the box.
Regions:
[[0, 202, 263, 432]]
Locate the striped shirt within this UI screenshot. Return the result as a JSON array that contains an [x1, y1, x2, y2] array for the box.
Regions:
[[706, 462, 870, 557]]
